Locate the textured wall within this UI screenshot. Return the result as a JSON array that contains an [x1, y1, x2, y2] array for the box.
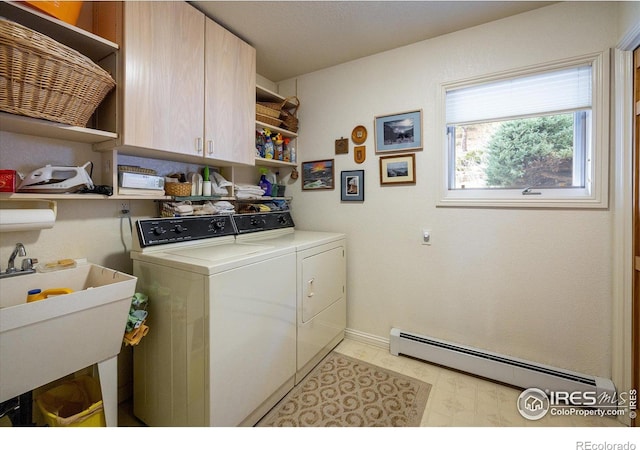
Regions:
[[288, 2, 619, 377]]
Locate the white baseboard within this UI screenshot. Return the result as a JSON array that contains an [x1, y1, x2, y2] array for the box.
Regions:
[[344, 328, 389, 350]]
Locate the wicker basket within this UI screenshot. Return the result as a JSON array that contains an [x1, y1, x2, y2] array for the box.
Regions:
[[256, 102, 281, 119], [164, 182, 192, 197], [280, 96, 299, 133], [0, 18, 116, 127], [118, 165, 157, 175], [256, 112, 283, 128]]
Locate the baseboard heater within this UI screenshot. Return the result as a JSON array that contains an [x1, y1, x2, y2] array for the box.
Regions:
[[390, 328, 616, 404]]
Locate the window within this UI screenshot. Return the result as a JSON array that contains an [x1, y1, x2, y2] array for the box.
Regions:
[[438, 52, 609, 208]]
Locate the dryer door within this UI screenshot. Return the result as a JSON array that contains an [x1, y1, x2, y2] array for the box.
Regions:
[[301, 245, 345, 323]]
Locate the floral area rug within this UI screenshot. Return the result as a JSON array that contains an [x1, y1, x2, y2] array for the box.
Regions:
[[257, 352, 431, 427]]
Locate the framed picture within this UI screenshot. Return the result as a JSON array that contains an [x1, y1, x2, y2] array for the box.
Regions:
[[341, 170, 364, 201], [374, 109, 423, 153], [302, 159, 335, 190], [379, 154, 416, 185]]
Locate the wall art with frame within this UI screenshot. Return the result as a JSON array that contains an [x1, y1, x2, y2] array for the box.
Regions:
[[379, 154, 416, 185], [374, 109, 423, 153], [302, 159, 335, 190], [341, 170, 365, 202]]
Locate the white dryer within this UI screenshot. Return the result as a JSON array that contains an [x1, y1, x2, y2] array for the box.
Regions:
[[130, 215, 296, 427], [235, 212, 347, 383]]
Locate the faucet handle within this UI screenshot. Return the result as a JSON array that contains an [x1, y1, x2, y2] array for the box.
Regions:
[[21, 258, 38, 271]]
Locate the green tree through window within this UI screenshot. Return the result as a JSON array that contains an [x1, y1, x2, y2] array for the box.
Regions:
[[485, 115, 574, 188]]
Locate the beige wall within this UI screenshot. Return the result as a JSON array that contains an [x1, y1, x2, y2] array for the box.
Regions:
[[288, 2, 619, 377], [0, 132, 157, 274], [618, 0, 640, 44]]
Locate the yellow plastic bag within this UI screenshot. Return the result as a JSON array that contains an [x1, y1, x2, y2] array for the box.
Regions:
[[36, 376, 105, 427]]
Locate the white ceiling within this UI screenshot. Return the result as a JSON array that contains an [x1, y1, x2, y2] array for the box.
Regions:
[[190, 1, 553, 82]]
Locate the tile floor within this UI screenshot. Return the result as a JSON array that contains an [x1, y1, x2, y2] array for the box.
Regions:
[[118, 338, 625, 427]]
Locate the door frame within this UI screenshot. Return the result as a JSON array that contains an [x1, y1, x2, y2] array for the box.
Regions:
[[632, 45, 639, 428], [613, 22, 640, 427]]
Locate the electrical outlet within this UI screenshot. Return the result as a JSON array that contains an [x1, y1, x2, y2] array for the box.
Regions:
[[422, 229, 431, 245], [118, 200, 131, 217]]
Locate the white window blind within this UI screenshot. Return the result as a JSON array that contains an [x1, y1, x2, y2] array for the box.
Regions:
[[445, 64, 592, 125]]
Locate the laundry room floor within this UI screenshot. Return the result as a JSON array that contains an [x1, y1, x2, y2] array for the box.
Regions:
[[117, 338, 624, 427]]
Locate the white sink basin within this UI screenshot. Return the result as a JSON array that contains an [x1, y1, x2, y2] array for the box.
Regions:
[[0, 263, 137, 403]]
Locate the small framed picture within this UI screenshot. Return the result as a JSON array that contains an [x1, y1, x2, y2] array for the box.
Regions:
[[374, 109, 423, 153], [302, 159, 335, 190], [341, 170, 364, 202], [379, 154, 416, 185]]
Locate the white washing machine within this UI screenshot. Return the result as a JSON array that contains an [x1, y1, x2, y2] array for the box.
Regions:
[[235, 212, 347, 384], [130, 215, 297, 427]]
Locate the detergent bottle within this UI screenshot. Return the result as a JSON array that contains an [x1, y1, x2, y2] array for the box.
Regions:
[[27, 288, 74, 303], [259, 171, 272, 196], [264, 136, 274, 159]]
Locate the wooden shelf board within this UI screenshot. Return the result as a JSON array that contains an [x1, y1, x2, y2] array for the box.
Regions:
[[0, 112, 117, 144], [255, 157, 297, 168], [255, 121, 297, 138]]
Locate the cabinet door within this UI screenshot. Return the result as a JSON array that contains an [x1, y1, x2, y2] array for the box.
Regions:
[[123, 1, 205, 156], [204, 18, 256, 165]]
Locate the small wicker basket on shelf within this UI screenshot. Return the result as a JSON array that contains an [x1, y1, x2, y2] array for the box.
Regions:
[[256, 112, 283, 128], [164, 182, 192, 197], [280, 96, 299, 133], [256, 102, 281, 119], [0, 18, 116, 127]]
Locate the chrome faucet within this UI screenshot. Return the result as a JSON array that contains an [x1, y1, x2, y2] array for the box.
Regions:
[[0, 243, 37, 279], [6, 243, 26, 274]]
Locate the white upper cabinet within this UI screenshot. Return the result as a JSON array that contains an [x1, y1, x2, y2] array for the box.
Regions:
[[204, 18, 256, 165], [98, 1, 256, 166], [121, 1, 205, 157]]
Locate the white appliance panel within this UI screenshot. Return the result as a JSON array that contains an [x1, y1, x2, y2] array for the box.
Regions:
[[295, 240, 346, 382], [132, 261, 207, 426], [297, 297, 346, 381], [301, 246, 345, 323], [210, 253, 296, 426], [169, 243, 273, 261]]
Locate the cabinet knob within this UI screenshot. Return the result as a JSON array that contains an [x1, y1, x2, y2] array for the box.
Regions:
[[196, 137, 203, 154], [207, 140, 214, 155]]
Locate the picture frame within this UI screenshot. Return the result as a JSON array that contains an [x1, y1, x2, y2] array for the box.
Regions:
[[302, 159, 335, 190], [379, 154, 416, 185], [335, 138, 348, 154], [341, 170, 364, 202], [374, 109, 423, 153]]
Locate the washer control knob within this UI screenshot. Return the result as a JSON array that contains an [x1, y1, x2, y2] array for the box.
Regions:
[[152, 226, 165, 236], [174, 225, 184, 233]]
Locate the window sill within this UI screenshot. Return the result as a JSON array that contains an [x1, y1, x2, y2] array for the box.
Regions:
[[436, 195, 608, 209]]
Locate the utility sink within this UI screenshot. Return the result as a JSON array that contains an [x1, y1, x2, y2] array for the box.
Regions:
[[0, 262, 136, 420]]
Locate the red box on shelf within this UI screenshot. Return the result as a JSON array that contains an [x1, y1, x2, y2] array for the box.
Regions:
[[0, 170, 17, 192]]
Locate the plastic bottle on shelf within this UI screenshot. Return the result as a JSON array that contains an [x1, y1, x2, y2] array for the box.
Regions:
[[283, 138, 291, 162], [290, 145, 296, 163], [274, 137, 284, 160], [259, 174, 272, 196], [264, 136, 274, 159], [256, 130, 266, 158]]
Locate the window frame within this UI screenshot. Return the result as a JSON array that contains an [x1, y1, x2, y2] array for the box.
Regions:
[[437, 51, 609, 209]]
